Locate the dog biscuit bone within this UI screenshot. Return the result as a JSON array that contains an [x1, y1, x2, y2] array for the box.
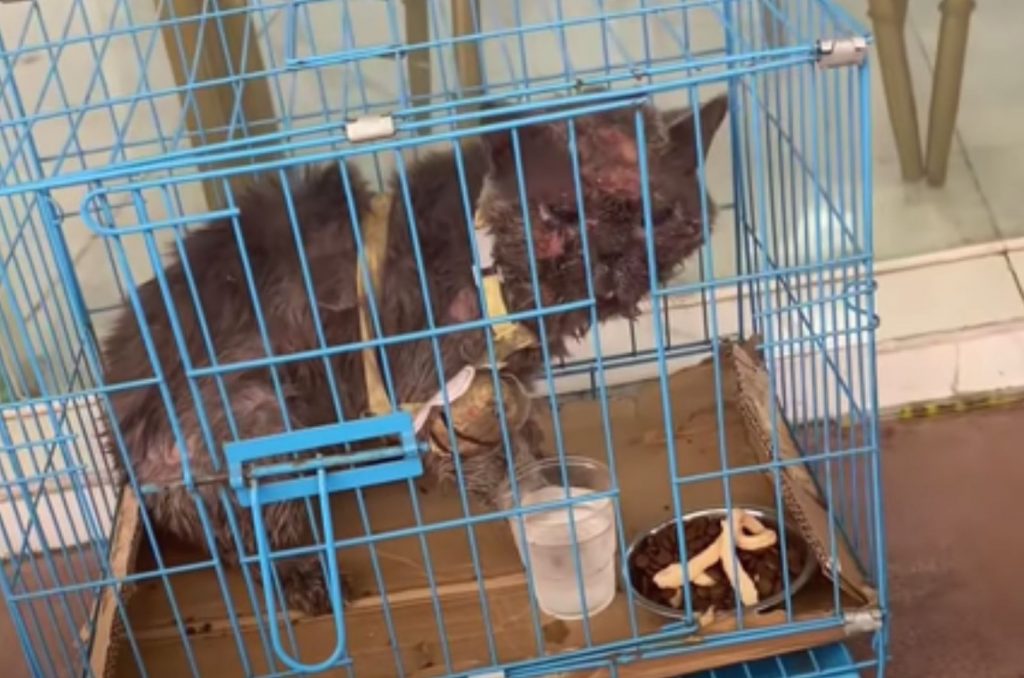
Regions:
[[652, 533, 724, 589], [735, 530, 777, 550], [693, 572, 716, 587], [731, 510, 778, 551], [651, 509, 781, 601], [697, 605, 717, 628], [740, 511, 769, 534], [719, 518, 759, 606]]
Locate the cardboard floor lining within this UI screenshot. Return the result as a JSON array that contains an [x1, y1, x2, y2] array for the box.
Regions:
[[94, 341, 878, 677]]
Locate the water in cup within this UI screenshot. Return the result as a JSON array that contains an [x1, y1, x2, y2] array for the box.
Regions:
[[509, 485, 617, 620]]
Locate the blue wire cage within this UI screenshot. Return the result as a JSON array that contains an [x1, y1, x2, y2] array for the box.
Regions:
[[0, 0, 886, 676]]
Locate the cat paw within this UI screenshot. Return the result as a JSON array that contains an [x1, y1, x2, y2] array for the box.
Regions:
[[281, 561, 352, 617]]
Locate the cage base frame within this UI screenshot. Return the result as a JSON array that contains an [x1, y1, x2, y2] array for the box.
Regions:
[[86, 340, 880, 677]]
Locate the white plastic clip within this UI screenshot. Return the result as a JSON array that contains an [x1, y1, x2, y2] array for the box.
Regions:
[[843, 609, 883, 634], [816, 37, 868, 69], [345, 114, 396, 143], [411, 365, 476, 433]]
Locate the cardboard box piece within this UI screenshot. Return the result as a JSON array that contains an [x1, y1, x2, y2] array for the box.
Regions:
[[89, 340, 878, 677]]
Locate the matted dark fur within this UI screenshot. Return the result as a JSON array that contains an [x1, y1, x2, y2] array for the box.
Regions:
[[100, 95, 729, 616]]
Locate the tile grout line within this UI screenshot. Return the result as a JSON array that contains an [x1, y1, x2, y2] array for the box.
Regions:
[[1001, 252, 1024, 304]]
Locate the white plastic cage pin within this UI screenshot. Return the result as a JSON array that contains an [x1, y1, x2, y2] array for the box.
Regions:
[[816, 37, 868, 68], [345, 114, 397, 143]]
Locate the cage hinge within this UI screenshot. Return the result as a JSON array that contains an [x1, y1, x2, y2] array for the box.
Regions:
[[843, 608, 883, 634], [816, 37, 868, 68], [346, 114, 397, 142]]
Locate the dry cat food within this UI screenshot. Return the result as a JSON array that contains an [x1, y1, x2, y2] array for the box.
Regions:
[[628, 510, 806, 613]]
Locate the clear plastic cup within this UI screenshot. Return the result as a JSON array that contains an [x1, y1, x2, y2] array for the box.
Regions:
[[499, 457, 617, 620]]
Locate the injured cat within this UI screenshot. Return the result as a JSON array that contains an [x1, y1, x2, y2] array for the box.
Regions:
[[100, 92, 730, 616]]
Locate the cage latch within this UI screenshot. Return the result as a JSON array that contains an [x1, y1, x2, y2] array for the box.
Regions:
[[224, 412, 424, 672], [816, 37, 868, 68]]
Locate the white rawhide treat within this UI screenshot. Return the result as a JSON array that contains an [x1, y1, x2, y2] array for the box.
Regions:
[[735, 511, 777, 550], [718, 516, 758, 606], [652, 509, 779, 607]]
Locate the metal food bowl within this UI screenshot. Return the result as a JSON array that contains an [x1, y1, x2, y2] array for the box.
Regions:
[[623, 506, 818, 620]]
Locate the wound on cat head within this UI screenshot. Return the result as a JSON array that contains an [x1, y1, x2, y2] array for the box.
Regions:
[[475, 93, 730, 323]]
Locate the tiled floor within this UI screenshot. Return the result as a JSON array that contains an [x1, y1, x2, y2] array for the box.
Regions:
[[837, 0, 1001, 260], [845, 0, 1007, 259], [834, 0, 1024, 258], [903, 1, 1024, 244], [4, 405, 1024, 677]]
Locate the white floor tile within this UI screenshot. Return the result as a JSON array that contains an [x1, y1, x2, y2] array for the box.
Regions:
[[875, 255, 1024, 341], [955, 327, 1024, 393], [877, 340, 959, 410], [871, 153, 996, 260]]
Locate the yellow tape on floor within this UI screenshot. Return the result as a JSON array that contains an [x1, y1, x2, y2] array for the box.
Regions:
[[886, 391, 1024, 421]]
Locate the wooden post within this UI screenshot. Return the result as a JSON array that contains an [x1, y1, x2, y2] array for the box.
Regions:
[[867, 0, 924, 182], [403, 0, 432, 112], [451, 0, 483, 98], [925, 0, 976, 187], [157, 0, 279, 210]]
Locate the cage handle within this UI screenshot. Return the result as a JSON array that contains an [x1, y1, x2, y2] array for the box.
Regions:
[[250, 471, 347, 673], [226, 413, 425, 672]]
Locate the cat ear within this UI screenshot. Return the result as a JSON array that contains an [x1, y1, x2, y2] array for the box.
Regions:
[[478, 105, 551, 171], [666, 94, 729, 173]]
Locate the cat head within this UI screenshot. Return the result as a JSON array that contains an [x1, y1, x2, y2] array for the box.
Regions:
[[475, 94, 729, 338]]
